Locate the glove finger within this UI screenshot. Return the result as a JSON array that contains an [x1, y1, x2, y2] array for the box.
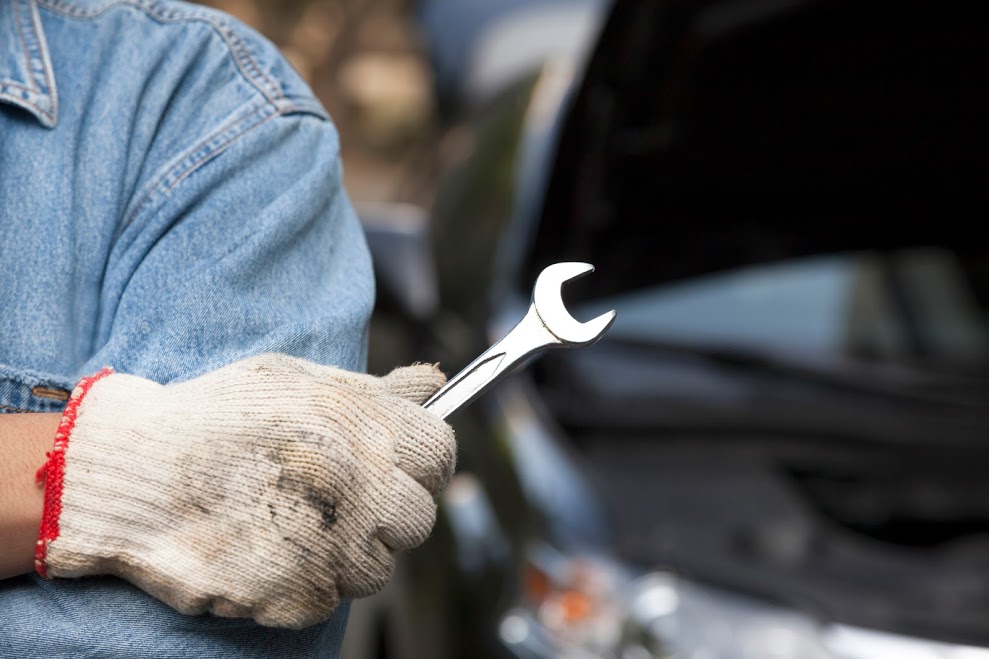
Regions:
[[390, 399, 457, 495], [376, 470, 437, 552], [379, 363, 447, 404], [252, 579, 341, 630], [336, 535, 396, 600]]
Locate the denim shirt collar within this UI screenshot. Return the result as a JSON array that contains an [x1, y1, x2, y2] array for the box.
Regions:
[[0, 0, 58, 127]]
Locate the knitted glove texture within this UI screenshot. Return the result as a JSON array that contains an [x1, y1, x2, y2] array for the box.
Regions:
[[36, 353, 456, 629]]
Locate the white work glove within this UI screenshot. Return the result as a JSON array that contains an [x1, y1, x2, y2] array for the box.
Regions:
[[34, 353, 456, 629]]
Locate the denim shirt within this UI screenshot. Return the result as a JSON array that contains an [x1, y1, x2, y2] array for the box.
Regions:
[[0, 0, 374, 655]]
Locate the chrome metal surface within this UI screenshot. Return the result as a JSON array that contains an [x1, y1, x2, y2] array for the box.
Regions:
[[423, 261, 615, 420]]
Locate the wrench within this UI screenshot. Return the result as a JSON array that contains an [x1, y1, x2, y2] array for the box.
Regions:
[[423, 262, 616, 420]]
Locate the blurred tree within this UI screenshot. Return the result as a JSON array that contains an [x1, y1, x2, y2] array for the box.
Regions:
[[195, 0, 438, 205]]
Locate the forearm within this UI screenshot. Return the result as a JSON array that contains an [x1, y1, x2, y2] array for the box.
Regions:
[[0, 413, 61, 579]]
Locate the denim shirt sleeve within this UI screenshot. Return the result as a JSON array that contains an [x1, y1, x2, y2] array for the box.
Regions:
[[81, 106, 375, 383], [0, 2, 374, 657], [0, 114, 371, 656]]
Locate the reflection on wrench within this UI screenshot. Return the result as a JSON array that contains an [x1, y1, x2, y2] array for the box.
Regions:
[[423, 262, 616, 420]]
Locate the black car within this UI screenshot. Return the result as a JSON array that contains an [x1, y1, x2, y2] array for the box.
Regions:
[[411, 0, 608, 119], [344, 1, 989, 657]]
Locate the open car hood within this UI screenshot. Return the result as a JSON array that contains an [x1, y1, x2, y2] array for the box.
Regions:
[[524, 0, 989, 301]]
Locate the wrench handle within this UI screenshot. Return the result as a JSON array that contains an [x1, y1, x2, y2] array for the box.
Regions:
[[423, 307, 557, 420]]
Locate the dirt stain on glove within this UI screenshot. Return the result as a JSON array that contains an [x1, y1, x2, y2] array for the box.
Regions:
[[276, 472, 339, 529]]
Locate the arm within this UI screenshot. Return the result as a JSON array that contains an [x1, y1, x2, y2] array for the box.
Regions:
[[33, 356, 454, 629], [20, 110, 455, 630], [0, 413, 59, 579]]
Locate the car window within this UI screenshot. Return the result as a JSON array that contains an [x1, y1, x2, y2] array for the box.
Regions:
[[580, 247, 989, 366]]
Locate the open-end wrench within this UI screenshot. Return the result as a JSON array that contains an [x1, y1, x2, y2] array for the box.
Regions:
[[423, 262, 616, 420]]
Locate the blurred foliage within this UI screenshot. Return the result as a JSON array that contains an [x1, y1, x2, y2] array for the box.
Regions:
[[195, 0, 439, 203]]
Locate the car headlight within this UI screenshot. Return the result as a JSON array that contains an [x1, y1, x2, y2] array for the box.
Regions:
[[498, 544, 989, 659], [498, 544, 629, 658]]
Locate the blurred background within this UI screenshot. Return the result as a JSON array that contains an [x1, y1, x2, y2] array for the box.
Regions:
[[192, 2, 989, 659], [195, 0, 441, 207]]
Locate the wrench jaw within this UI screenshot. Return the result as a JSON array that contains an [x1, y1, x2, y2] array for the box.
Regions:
[[566, 307, 617, 347], [533, 262, 617, 347]]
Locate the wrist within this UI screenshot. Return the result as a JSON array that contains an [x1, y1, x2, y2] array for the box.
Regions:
[[0, 412, 62, 579]]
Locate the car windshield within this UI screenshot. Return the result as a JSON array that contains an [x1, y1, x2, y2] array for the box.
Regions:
[[532, 2, 989, 383], [578, 246, 989, 373]]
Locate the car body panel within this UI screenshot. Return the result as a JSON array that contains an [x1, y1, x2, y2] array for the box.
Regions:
[[346, 1, 989, 657]]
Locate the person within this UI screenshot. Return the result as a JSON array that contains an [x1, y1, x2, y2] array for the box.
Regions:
[[0, 0, 456, 657]]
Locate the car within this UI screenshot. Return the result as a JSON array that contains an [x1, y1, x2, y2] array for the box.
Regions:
[[344, 1, 989, 658], [411, 0, 609, 120]]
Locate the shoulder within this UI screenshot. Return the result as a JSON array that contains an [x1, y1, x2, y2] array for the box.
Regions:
[[37, 0, 327, 119], [33, 0, 343, 230]]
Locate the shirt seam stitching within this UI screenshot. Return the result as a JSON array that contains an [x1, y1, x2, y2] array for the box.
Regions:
[[0, 81, 34, 91], [14, 1, 38, 95], [36, 0, 287, 109], [120, 100, 282, 232], [1, 0, 57, 125], [28, 0, 57, 118]]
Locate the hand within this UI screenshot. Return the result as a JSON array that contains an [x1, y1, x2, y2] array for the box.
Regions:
[[35, 354, 456, 629]]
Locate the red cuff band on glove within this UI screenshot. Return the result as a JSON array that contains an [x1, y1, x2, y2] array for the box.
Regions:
[[35, 367, 114, 577]]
